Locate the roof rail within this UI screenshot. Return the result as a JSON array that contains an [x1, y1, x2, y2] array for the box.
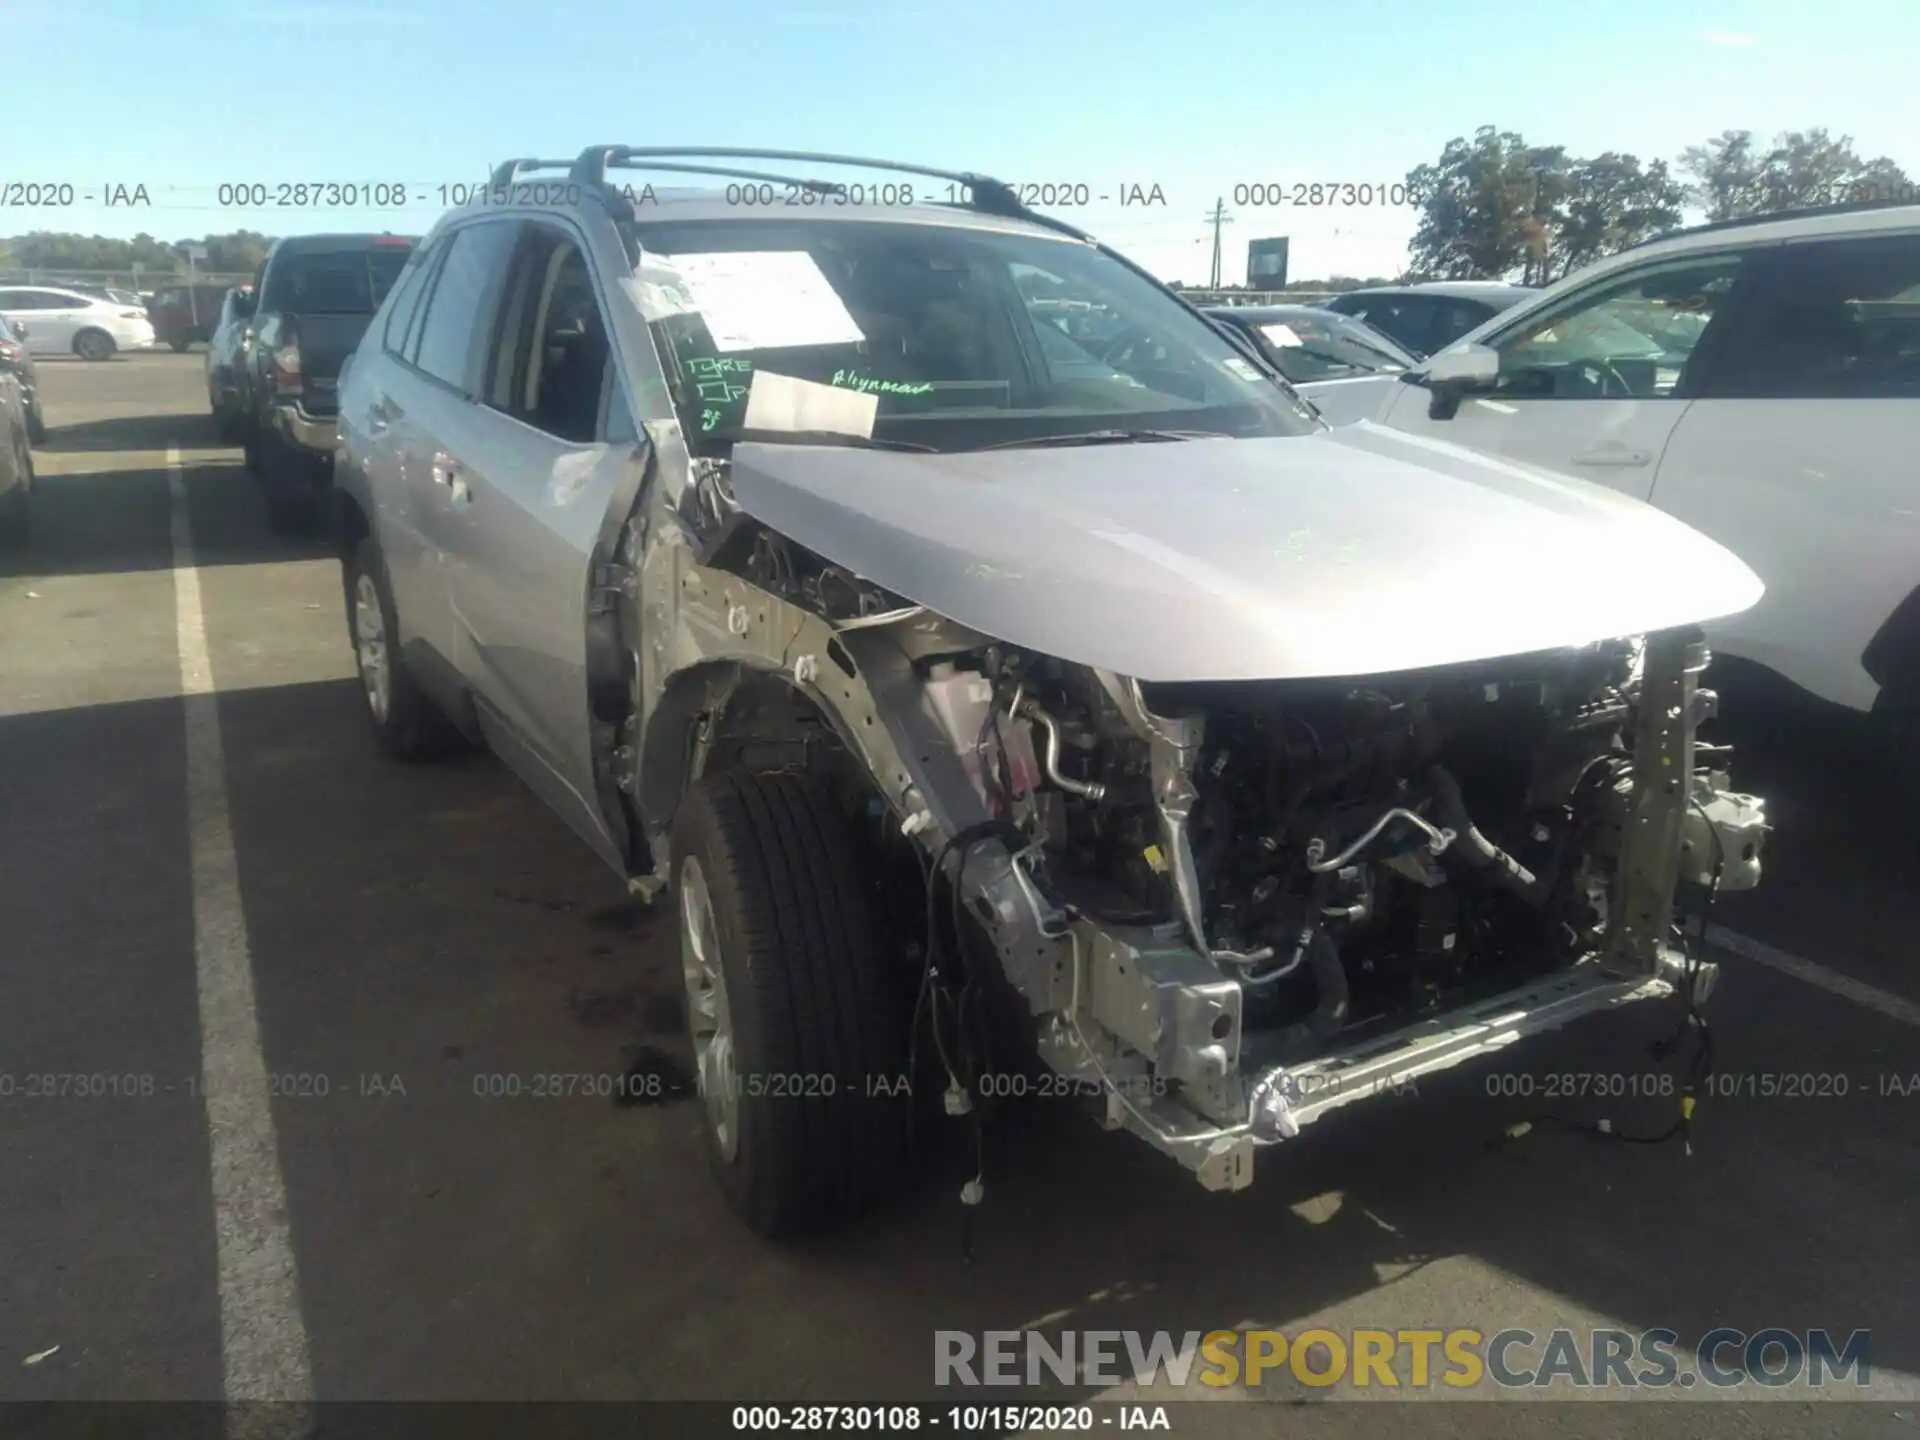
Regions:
[[564, 146, 1094, 241], [1618, 194, 1920, 256], [488, 157, 576, 187]]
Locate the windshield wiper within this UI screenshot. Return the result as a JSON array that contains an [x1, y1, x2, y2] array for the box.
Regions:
[[730, 428, 941, 453], [972, 428, 1220, 451]]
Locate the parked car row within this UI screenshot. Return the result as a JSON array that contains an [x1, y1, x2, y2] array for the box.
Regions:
[[309, 148, 1767, 1237], [210, 233, 416, 531], [0, 285, 157, 360]]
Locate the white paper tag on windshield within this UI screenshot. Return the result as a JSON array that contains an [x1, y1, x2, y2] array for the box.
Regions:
[[743, 370, 878, 439], [662, 251, 865, 352], [1259, 323, 1304, 348], [1223, 357, 1262, 381]]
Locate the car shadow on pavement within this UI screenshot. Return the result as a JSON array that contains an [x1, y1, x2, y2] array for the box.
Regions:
[[2, 460, 329, 580], [187, 669, 1920, 1402], [29, 412, 223, 454]]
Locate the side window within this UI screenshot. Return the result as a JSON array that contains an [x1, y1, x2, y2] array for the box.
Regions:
[[381, 244, 435, 357], [483, 227, 617, 443], [1430, 300, 1493, 352], [0, 290, 23, 308], [411, 222, 520, 392], [1711, 235, 1920, 399], [1491, 254, 1745, 400], [1351, 296, 1435, 356]]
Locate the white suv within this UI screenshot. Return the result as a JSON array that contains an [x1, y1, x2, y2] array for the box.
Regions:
[[1372, 204, 1920, 759], [0, 285, 158, 360]]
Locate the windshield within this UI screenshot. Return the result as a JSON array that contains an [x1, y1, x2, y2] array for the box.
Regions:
[[1221, 310, 1416, 381], [627, 219, 1319, 452], [265, 248, 411, 314]]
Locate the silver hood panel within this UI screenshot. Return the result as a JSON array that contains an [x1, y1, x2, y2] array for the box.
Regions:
[[727, 422, 1765, 683]]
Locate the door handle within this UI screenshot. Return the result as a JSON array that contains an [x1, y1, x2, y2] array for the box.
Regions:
[[1574, 449, 1651, 470], [1572, 447, 1651, 468]]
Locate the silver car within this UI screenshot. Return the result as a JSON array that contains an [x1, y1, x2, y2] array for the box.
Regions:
[[333, 148, 1771, 1237]]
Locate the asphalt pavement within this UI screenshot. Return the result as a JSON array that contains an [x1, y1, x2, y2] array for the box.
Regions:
[[1, 352, 1916, 1436]]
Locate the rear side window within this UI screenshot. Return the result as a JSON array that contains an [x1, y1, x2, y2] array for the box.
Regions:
[[410, 222, 521, 391], [381, 246, 436, 358], [1709, 234, 1920, 398]]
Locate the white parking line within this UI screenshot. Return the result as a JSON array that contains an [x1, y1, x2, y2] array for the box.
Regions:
[[1708, 924, 1920, 1029], [168, 447, 315, 1415]]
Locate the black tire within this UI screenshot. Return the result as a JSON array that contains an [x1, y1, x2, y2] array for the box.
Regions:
[[671, 769, 910, 1237], [73, 329, 115, 362], [169, 337, 190, 353], [342, 535, 463, 760], [25, 401, 46, 446], [241, 417, 263, 475]]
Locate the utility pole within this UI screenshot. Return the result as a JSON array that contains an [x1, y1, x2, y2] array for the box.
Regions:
[[1204, 198, 1234, 289]]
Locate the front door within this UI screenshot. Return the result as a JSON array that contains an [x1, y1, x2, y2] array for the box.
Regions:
[[436, 221, 644, 872], [1376, 250, 1761, 503]]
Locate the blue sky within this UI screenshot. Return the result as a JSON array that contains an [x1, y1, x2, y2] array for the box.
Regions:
[[5, 0, 1916, 283]]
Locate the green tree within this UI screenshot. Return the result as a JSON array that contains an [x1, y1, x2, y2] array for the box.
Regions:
[[1550, 153, 1686, 280], [1408, 128, 1684, 283], [1405, 127, 1547, 281], [1679, 128, 1911, 219]]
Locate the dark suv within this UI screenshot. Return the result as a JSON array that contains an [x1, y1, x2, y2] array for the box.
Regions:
[[240, 233, 415, 532]]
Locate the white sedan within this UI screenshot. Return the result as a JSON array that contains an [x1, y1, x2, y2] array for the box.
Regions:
[[0, 285, 157, 360]]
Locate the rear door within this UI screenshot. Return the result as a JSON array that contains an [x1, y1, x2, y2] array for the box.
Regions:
[[433, 219, 644, 870], [341, 239, 444, 659], [1374, 248, 1763, 502], [382, 220, 522, 673], [1648, 230, 1920, 710]]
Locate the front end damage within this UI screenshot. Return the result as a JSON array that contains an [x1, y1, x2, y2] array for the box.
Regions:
[[626, 435, 1770, 1193], [896, 627, 1766, 1187]]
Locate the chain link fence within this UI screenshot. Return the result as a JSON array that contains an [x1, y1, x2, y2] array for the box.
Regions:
[[0, 268, 254, 293]]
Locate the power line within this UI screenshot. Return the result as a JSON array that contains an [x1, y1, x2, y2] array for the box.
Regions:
[[1202, 198, 1235, 288]]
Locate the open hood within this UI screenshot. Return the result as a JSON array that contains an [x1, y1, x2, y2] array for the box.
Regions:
[[727, 422, 1764, 684]]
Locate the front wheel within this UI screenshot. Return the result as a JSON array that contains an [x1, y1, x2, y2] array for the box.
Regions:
[[169, 337, 190, 353], [24, 399, 46, 446], [671, 769, 911, 1238], [73, 329, 116, 362]]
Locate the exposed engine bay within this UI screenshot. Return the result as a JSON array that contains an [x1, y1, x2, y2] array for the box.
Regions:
[[961, 644, 1649, 1040], [903, 633, 1767, 1180], [648, 452, 1772, 1191]]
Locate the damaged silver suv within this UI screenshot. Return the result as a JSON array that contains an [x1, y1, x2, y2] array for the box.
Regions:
[[333, 148, 1771, 1236]]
